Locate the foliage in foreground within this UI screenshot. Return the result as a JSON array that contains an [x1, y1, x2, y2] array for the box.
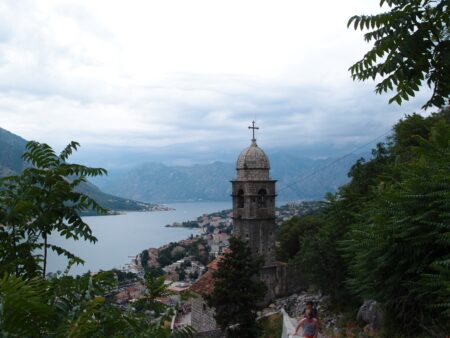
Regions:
[[343, 120, 450, 336], [257, 314, 282, 338], [277, 109, 450, 336], [0, 271, 195, 337], [0, 141, 194, 337], [349, 0, 450, 109], [0, 141, 106, 278]]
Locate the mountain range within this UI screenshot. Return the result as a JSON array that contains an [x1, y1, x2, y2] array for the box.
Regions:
[[91, 150, 361, 203], [0, 127, 157, 213], [0, 128, 28, 176], [1, 127, 364, 204]]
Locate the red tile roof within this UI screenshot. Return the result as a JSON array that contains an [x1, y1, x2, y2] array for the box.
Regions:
[[190, 256, 223, 297], [190, 270, 215, 297], [206, 256, 222, 270]]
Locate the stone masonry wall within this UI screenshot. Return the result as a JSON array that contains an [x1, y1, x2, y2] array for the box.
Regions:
[[191, 296, 219, 333], [285, 263, 307, 296], [260, 262, 307, 304], [194, 330, 225, 338]]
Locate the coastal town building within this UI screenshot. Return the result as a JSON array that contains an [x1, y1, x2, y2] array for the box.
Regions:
[[114, 283, 145, 304]]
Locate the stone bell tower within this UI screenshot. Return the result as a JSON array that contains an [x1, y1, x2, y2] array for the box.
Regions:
[[231, 121, 277, 266]]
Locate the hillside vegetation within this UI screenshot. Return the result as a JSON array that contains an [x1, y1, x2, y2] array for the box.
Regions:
[[0, 141, 193, 337], [0, 128, 27, 172], [277, 108, 450, 337]]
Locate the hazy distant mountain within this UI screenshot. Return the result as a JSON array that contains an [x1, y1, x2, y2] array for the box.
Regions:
[[93, 161, 235, 203], [93, 151, 362, 203], [1, 126, 365, 204], [0, 128, 27, 174], [0, 127, 156, 212]]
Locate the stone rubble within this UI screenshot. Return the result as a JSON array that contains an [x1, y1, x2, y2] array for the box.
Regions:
[[268, 291, 343, 334], [357, 300, 384, 331]]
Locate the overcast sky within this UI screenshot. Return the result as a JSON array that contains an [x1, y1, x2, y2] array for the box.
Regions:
[[0, 0, 431, 166]]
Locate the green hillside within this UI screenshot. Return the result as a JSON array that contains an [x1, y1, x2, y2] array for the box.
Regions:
[[0, 127, 159, 214], [0, 128, 27, 173]]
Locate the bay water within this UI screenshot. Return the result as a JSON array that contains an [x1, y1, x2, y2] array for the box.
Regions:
[[48, 201, 230, 276]]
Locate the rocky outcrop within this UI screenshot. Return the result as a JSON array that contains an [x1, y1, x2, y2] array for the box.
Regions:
[[270, 293, 386, 337], [357, 300, 384, 331], [269, 291, 341, 333]]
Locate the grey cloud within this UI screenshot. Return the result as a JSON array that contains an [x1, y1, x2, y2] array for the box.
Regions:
[[0, 1, 431, 168]]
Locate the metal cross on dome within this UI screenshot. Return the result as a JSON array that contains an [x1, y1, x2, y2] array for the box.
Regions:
[[248, 120, 259, 141]]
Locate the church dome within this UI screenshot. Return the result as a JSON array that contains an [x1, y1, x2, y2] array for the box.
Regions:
[[236, 139, 270, 170]]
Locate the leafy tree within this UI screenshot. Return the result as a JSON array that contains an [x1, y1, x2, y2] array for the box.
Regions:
[[157, 242, 180, 267], [257, 314, 282, 338], [0, 140, 195, 337], [276, 215, 326, 261], [132, 273, 196, 337], [178, 269, 186, 281], [342, 120, 450, 336], [287, 144, 392, 304], [134, 273, 174, 315], [188, 271, 199, 280], [348, 0, 450, 109], [144, 274, 173, 301], [140, 249, 150, 269], [0, 273, 55, 336], [285, 110, 450, 333], [206, 237, 266, 338], [111, 268, 138, 284], [145, 265, 165, 278], [0, 179, 41, 278], [0, 270, 195, 337], [1, 271, 128, 337], [293, 199, 355, 304], [0, 141, 107, 277]]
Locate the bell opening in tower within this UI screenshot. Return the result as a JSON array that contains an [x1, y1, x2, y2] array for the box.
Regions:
[[257, 189, 267, 208]]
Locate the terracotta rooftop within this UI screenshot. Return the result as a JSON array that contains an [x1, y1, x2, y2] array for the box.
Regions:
[[206, 256, 223, 270], [190, 270, 215, 297], [190, 256, 223, 297]]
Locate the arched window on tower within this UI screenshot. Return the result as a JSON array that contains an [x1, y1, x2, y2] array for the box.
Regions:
[[257, 189, 267, 208], [237, 189, 244, 208]]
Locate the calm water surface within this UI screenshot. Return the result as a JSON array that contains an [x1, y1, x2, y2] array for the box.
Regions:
[[48, 201, 230, 275]]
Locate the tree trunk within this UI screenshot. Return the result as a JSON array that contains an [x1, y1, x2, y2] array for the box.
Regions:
[[12, 224, 18, 275], [43, 232, 47, 278]]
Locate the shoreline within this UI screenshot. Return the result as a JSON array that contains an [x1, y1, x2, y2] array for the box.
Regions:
[[131, 201, 325, 276], [83, 204, 175, 217]]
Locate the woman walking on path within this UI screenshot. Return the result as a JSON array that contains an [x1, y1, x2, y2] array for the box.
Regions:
[[293, 302, 320, 338]]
